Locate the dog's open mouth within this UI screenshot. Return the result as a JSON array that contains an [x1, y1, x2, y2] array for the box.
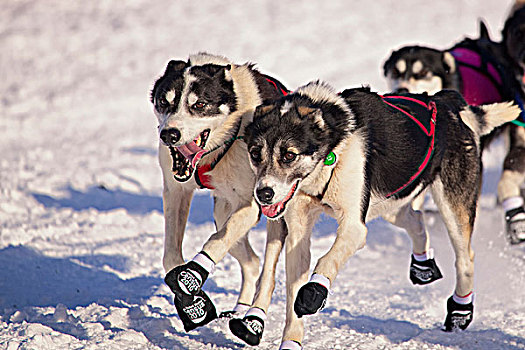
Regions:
[[260, 181, 299, 219], [169, 129, 210, 182]]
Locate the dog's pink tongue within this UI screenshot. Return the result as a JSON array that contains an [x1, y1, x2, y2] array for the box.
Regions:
[[176, 142, 206, 167], [260, 202, 283, 218]]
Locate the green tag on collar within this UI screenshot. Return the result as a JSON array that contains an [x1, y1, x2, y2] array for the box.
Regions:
[[324, 151, 336, 166]]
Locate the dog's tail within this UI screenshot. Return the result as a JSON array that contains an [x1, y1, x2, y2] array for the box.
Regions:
[[460, 102, 521, 136]]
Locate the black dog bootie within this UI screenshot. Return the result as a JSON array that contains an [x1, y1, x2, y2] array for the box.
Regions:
[[229, 311, 265, 346], [165, 260, 209, 296], [506, 207, 525, 245], [294, 281, 328, 318], [443, 295, 474, 332], [409, 254, 443, 285], [174, 289, 218, 331]]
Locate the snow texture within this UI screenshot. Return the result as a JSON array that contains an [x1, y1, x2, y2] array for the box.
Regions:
[[1, 1, 524, 349]]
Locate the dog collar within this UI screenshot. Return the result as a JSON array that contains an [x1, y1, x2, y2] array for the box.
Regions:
[[512, 91, 525, 127], [324, 151, 337, 166], [193, 119, 244, 190], [315, 153, 337, 201]]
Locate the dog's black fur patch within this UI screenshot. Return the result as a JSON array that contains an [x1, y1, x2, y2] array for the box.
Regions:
[[503, 6, 525, 74], [150, 60, 188, 114], [342, 88, 478, 202], [187, 64, 238, 117]]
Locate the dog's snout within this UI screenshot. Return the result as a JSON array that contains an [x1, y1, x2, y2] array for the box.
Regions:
[[256, 187, 275, 204], [160, 128, 181, 146]]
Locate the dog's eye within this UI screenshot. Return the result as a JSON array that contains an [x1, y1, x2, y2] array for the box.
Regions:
[[250, 148, 262, 162], [390, 69, 400, 78], [282, 152, 297, 163], [417, 69, 430, 79], [193, 101, 207, 110], [158, 97, 169, 109]]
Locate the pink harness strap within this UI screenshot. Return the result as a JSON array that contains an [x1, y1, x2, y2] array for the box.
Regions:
[[451, 47, 503, 106]]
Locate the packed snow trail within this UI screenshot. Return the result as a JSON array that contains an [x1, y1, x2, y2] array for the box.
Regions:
[[1, 1, 523, 349]]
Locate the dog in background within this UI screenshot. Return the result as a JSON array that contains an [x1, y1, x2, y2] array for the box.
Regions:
[[501, 2, 525, 243], [383, 20, 525, 244], [150, 52, 288, 331], [237, 81, 519, 349]]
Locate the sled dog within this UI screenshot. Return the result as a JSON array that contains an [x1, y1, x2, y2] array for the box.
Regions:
[[234, 81, 519, 348], [383, 20, 525, 244], [501, 3, 525, 244], [150, 52, 288, 331]]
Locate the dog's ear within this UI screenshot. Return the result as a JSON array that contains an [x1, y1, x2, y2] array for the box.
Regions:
[[253, 104, 275, 120], [165, 60, 188, 75], [223, 64, 233, 81], [478, 19, 491, 41], [297, 106, 325, 129], [205, 65, 229, 76], [382, 50, 398, 76], [442, 52, 456, 74], [201, 64, 233, 81]]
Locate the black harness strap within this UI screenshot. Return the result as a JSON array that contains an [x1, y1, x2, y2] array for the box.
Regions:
[[316, 168, 335, 201]]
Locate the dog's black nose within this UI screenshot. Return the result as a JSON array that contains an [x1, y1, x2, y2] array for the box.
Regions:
[[160, 128, 181, 146], [256, 187, 274, 204]]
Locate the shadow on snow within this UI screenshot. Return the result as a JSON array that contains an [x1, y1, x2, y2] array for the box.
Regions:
[[31, 185, 216, 225], [321, 307, 524, 350]]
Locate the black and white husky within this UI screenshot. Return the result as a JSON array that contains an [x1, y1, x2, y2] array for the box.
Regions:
[[383, 21, 525, 244], [150, 52, 288, 331], [233, 81, 519, 349]]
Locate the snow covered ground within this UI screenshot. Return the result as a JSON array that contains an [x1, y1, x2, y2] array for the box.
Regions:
[[1, 0, 524, 349]]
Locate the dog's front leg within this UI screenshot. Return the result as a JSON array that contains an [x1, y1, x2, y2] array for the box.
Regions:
[[203, 199, 260, 263], [213, 197, 260, 311], [165, 199, 260, 297], [230, 195, 320, 348], [315, 217, 367, 280], [229, 218, 289, 346], [251, 218, 288, 312], [162, 182, 194, 273], [294, 208, 367, 320], [164, 199, 260, 332], [280, 195, 321, 349]]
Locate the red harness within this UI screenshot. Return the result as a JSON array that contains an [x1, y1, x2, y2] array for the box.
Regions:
[[381, 95, 437, 198]]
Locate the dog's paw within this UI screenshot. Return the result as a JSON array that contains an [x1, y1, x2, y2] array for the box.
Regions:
[[174, 289, 217, 332], [443, 296, 473, 332], [294, 282, 328, 318], [165, 261, 209, 296], [229, 315, 265, 346], [506, 207, 525, 245], [409, 255, 443, 285]]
